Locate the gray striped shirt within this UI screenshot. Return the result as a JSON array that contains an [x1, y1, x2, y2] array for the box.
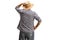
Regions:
[[15, 8, 41, 33]]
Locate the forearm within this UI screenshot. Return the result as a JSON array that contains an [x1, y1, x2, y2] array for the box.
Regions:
[[15, 3, 23, 9], [34, 20, 41, 30]]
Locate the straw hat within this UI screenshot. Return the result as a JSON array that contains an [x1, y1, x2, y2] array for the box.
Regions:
[[23, 1, 33, 8]]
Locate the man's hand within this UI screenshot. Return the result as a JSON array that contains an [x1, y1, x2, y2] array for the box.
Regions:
[[34, 20, 41, 30], [34, 26, 37, 30]]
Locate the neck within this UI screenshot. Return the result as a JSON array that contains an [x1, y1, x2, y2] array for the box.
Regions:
[[24, 8, 30, 10]]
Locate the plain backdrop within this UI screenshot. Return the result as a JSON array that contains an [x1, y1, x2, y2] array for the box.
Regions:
[[0, 0, 60, 40]]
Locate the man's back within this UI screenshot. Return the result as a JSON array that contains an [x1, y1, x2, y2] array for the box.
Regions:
[[16, 8, 41, 33], [15, 2, 41, 40]]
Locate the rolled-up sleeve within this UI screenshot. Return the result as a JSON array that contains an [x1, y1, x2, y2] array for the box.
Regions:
[[34, 12, 41, 22], [15, 7, 23, 13]]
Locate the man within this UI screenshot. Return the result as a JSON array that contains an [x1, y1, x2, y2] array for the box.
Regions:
[[15, 1, 41, 40]]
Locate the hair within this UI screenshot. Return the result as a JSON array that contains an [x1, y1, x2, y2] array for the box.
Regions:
[[23, 2, 33, 8]]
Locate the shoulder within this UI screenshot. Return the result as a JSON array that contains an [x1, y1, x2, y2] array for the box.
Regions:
[[32, 11, 37, 15]]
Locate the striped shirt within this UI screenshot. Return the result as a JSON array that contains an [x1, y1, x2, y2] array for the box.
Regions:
[[15, 7, 41, 33]]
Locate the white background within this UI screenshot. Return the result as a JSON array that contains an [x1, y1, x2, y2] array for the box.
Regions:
[[0, 0, 60, 40]]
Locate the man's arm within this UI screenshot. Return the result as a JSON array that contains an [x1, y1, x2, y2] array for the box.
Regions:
[[34, 20, 41, 30], [15, 3, 24, 13], [15, 3, 23, 9], [34, 12, 42, 30]]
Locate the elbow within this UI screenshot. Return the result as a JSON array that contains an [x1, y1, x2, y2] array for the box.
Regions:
[[38, 19, 42, 23], [15, 6, 18, 10], [15, 7, 17, 10]]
